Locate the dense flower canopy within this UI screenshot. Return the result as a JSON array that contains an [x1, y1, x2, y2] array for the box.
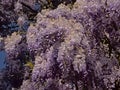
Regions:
[[0, 0, 120, 90]]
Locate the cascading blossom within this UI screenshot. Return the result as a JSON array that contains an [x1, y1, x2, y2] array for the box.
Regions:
[[1, 0, 120, 90]]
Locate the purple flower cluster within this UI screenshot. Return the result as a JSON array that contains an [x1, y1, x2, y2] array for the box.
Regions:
[[1, 0, 120, 90], [27, 1, 120, 90]]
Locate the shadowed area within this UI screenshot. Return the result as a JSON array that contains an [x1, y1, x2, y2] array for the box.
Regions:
[[0, 50, 6, 69]]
